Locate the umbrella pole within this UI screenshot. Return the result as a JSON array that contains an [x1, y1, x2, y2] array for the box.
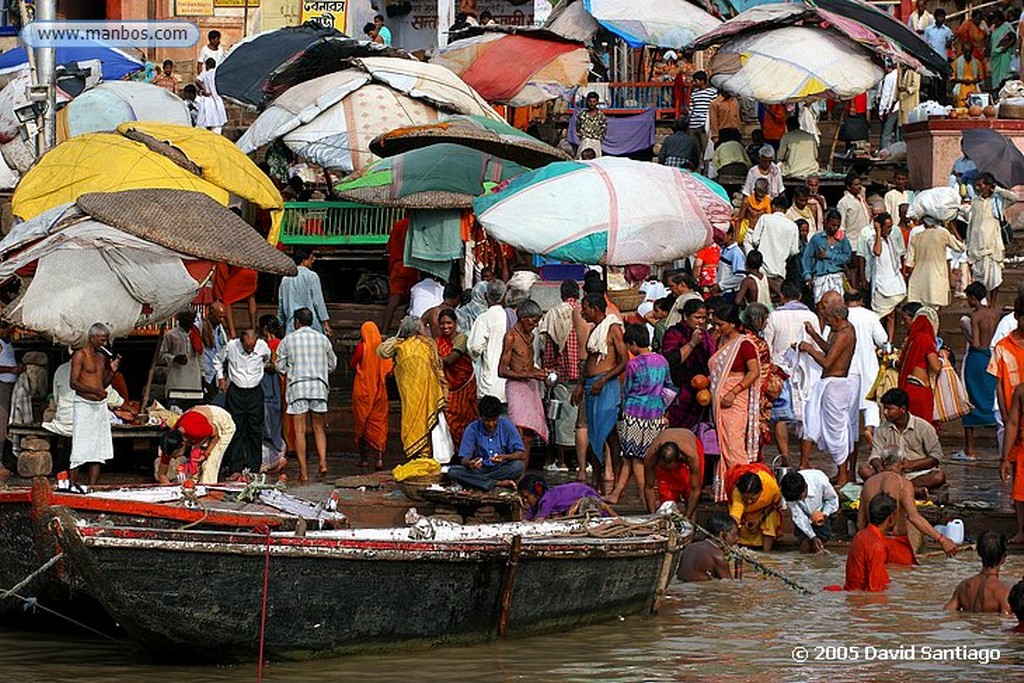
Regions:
[[827, 101, 848, 173]]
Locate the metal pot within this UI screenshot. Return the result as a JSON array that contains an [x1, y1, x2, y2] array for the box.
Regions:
[[546, 398, 564, 422], [771, 455, 791, 482]]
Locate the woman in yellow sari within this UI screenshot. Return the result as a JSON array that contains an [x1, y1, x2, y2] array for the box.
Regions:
[[378, 315, 450, 460], [708, 301, 763, 502], [351, 321, 391, 470]]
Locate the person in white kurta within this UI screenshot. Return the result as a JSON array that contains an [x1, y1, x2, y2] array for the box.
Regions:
[[906, 218, 965, 308], [195, 61, 227, 134], [467, 281, 509, 402], [967, 173, 1017, 303]]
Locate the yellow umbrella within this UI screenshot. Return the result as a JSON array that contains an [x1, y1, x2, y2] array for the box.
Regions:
[[13, 123, 285, 243]]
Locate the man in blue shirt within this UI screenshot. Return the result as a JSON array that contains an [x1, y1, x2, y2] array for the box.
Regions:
[[922, 9, 953, 104], [448, 396, 527, 491], [802, 208, 852, 304]]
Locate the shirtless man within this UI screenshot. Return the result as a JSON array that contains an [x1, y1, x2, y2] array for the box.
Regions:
[[944, 530, 1012, 614], [642, 428, 703, 518], [498, 299, 549, 463], [961, 281, 1001, 458], [422, 281, 462, 338], [858, 444, 958, 563], [797, 291, 858, 485], [69, 323, 119, 490], [677, 511, 738, 582], [572, 293, 627, 492]]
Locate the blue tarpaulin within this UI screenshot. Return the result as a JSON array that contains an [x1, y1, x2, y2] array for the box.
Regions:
[[0, 42, 143, 81]]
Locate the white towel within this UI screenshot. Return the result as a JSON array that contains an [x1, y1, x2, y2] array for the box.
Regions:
[[69, 395, 114, 468], [586, 313, 623, 361]]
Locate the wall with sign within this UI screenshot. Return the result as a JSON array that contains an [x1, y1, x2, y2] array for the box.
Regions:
[[389, 0, 534, 53], [300, 0, 346, 31]]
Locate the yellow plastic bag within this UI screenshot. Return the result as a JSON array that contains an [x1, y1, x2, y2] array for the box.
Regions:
[[392, 457, 440, 482]]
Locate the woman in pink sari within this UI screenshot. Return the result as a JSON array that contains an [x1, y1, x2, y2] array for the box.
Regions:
[[708, 301, 763, 502]]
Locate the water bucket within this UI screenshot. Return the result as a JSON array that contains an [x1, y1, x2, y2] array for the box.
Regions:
[[771, 455, 791, 482], [546, 399, 564, 422], [945, 519, 964, 545]]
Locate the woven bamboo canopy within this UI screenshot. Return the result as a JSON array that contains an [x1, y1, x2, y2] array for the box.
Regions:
[[75, 189, 297, 275]]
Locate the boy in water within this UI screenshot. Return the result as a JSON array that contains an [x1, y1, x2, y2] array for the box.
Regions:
[[1009, 581, 1024, 632], [677, 512, 738, 582], [944, 530, 1011, 614]]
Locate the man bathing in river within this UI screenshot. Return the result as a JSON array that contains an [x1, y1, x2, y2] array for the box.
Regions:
[[798, 290, 857, 486], [573, 293, 627, 493], [858, 445, 958, 563], [69, 323, 119, 491], [677, 512, 738, 582], [845, 492, 897, 592], [944, 530, 1012, 615]]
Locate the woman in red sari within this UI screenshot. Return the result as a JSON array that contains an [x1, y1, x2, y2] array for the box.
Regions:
[[708, 301, 763, 502], [898, 305, 942, 423], [350, 321, 392, 469], [436, 308, 477, 450]]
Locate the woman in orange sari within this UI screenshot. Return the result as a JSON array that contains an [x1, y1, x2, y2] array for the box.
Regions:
[[436, 308, 476, 451], [708, 301, 763, 502], [351, 321, 391, 470]]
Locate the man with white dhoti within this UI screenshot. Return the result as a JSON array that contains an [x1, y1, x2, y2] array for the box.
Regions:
[[844, 290, 889, 476], [867, 211, 907, 340], [69, 323, 119, 492], [967, 172, 1017, 305], [798, 292, 858, 487]]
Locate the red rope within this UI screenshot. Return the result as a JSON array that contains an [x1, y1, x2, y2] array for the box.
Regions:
[[256, 524, 271, 682]]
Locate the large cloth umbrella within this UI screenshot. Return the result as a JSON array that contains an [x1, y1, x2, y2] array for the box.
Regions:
[[12, 122, 284, 241], [58, 82, 191, 141], [709, 26, 884, 103], [215, 24, 402, 108], [334, 142, 529, 209], [370, 114, 570, 168], [582, 0, 721, 48], [430, 30, 589, 106], [237, 57, 502, 173], [962, 129, 1024, 189], [473, 158, 728, 265]]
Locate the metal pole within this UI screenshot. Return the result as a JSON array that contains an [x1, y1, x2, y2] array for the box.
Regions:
[[33, 0, 55, 153]]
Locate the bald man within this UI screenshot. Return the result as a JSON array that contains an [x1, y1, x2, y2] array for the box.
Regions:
[[798, 291, 858, 486]]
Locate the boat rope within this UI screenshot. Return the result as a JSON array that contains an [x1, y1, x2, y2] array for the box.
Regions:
[[0, 553, 118, 642], [693, 521, 813, 596], [0, 552, 64, 601], [178, 485, 211, 530], [569, 515, 672, 539], [256, 524, 272, 683]]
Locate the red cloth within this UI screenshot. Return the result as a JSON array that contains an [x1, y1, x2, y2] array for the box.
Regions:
[[844, 524, 890, 591], [110, 372, 129, 402], [723, 461, 772, 500], [187, 326, 204, 356], [387, 218, 419, 297], [762, 104, 787, 142], [657, 439, 704, 504], [884, 534, 917, 566], [461, 34, 579, 102], [177, 409, 215, 441], [213, 265, 258, 306], [899, 316, 937, 422], [730, 338, 757, 372]]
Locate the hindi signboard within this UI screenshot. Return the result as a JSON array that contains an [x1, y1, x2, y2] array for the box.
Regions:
[[300, 0, 347, 31]]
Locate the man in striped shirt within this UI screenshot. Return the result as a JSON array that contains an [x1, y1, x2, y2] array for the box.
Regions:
[[687, 71, 717, 163], [277, 307, 338, 481]]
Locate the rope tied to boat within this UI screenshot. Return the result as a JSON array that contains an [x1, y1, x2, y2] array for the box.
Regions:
[[569, 515, 673, 539], [693, 521, 813, 595], [0, 552, 64, 601]]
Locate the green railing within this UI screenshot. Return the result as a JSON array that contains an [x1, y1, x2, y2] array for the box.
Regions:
[[280, 201, 405, 246]]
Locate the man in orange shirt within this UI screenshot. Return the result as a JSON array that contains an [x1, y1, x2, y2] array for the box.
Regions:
[[845, 492, 897, 592]]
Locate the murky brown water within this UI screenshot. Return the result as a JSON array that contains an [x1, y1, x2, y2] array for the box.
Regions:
[[3, 552, 1023, 682]]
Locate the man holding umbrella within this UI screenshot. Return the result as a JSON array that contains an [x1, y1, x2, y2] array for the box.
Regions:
[[968, 172, 1017, 305]]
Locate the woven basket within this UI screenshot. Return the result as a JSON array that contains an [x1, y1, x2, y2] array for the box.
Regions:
[[607, 287, 645, 313], [1000, 102, 1024, 119], [76, 189, 297, 275], [396, 472, 443, 501]]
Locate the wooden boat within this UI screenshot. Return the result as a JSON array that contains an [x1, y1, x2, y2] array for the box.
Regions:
[[49, 507, 691, 662], [0, 478, 347, 624]]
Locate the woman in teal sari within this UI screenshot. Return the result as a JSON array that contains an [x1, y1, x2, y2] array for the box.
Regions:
[[989, 10, 1016, 92]]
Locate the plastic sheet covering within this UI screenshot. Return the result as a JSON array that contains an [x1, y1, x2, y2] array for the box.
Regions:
[[60, 82, 191, 140]]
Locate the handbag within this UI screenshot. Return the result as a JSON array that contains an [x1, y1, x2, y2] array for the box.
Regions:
[[932, 358, 973, 423], [695, 421, 719, 456]]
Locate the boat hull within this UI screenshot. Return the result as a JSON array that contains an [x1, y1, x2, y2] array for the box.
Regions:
[[52, 511, 685, 662]]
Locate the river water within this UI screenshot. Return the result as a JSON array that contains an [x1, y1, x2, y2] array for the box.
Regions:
[[3, 552, 1023, 682]]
